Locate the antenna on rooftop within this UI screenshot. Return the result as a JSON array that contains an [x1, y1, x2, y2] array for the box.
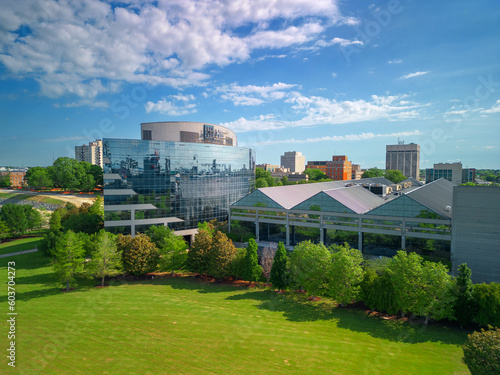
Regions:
[[398, 138, 405, 145]]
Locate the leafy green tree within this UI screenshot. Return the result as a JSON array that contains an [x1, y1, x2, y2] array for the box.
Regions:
[[304, 168, 327, 181], [387, 251, 425, 317], [255, 167, 277, 187], [206, 231, 237, 278], [289, 240, 331, 297], [40, 230, 63, 259], [188, 222, 236, 278], [384, 170, 407, 184], [62, 212, 102, 234], [361, 167, 384, 178], [462, 327, 500, 375], [117, 234, 159, 276], [0, 203, 29, 237], [88, 195, 104, 217], [229, 248, 247, 280], [83, 163, 103, 187], [53, 230, 85, 290], [474, 283, 500, 328], [146, 225, 188, 275], [88, 230, 122, 286], [49, 157, 85, 190], [0, 173, 12, 188], [255, 178, 269, 188], [242, 238, 262, 282], [270, 242, 288, 291], [187, 228, 212, 274], [0, 220, 11, 241], [326, 243, 364, 305], [361, 269, 397, 314], [454, 263, 477, 328], [417, 261, 456, 323], [49, 210, 62, 231], [25, 167, 53, 189], [25, 206, 42, 231]]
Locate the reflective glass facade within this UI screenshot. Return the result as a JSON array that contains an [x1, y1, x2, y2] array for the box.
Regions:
[[103, 138, 255, 233]]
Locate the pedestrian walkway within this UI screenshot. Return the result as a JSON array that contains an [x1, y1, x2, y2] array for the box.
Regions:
[[0, 248, 38, 258]]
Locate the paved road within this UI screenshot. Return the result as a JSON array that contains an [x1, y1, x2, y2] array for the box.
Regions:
[[0, 249, 38, 258]]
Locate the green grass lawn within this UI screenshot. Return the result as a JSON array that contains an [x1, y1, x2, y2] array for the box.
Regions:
[[0, 237, 42, 255], [0, 252, 470, 374]]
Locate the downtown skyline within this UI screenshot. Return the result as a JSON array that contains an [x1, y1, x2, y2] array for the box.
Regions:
[[0, 0, 499, 169]]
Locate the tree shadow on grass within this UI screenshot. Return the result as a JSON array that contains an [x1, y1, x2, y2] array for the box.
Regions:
[[0, 252, 51, 270], [226, 290, 468, 346]]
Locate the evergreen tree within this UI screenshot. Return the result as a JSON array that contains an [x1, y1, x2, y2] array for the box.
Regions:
[[147, 225, 188, 276], [454, 263, 476, 328], [49, 210, 62, 231], [53, 230, 85, 290], [270, 242, 288, 291], [243, 238, 262, 282], [88, 230, 122, 286]]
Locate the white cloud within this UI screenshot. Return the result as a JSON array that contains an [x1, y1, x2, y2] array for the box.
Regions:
[[145, 94, 197, 116], [244, 130, 422, 146], [217, 82, 298, 106], [330, 37, 363, 47], [485, 145, 497, 149], [400, 71, 429, 79], [388, 59, 403, 64], [0, 0, 344, 101], [481, 100, 500, 114], [331, 72, 337, 78], [222, 93, 423, 132]]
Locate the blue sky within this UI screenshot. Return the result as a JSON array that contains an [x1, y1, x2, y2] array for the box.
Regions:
[[0, 0, 499, 169]]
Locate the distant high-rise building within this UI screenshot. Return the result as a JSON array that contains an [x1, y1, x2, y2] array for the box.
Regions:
[[425, 163, 475, 185], [386, 142, 420, 179], [281, 151, 305, 173], [75, 140, 103, 168]]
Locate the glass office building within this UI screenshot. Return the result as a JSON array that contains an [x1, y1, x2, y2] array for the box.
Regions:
[[103, 126, 255, 236]]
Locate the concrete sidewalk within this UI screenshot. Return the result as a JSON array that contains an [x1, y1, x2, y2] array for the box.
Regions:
[[0, 248, 38, 258]]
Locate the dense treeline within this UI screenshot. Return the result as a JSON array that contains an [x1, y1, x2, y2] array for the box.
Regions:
[[0, 203, 43, 240], [39, 210, 500, 329], [186, 224, 500, 329], [24, 157, 103, 191]]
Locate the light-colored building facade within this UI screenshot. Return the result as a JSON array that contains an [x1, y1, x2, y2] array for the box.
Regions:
[[281, 151, 305, 173], [141, 121, 236, 146], [425, 163, 475, 185], [256, 164, 280, 172], [351, 164, 362, 180], [386, 142, 420, 179], [75, 140, 103, 168]]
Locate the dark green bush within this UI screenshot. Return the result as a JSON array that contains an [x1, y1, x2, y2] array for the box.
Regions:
[[474, 283, 500, 328], [462, 326, 500, 375]]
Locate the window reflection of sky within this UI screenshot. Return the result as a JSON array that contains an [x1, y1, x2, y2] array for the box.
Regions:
[[103, 138, 255, 230]]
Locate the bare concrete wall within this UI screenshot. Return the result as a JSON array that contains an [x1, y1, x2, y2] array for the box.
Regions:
[[451, 186, 500, 283]]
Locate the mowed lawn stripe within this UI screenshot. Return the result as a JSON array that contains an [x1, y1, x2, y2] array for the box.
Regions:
[[1, 253, 469, 374]]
